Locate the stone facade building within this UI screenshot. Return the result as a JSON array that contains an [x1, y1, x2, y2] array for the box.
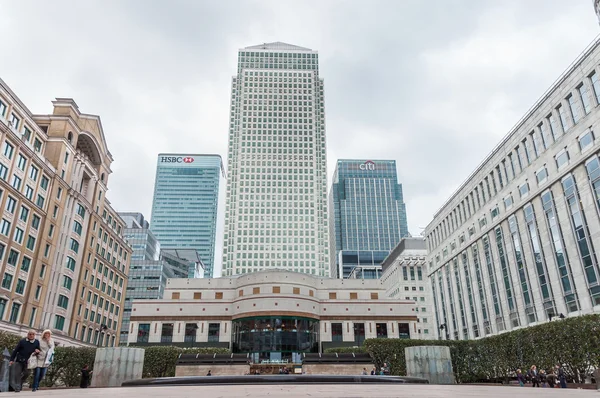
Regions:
[[0, 78, 131, 346], [127, 270, 417, 359]]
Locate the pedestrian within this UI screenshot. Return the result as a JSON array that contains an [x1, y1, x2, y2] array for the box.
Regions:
[[80, 365, 92, 388], [362, 368, 368, 375], [382, 362, 390, 375], [31, 329, 55, 392], [529, 365, 540, 387], [9, 330, 40, 392], [546, 369, 557, 388], [516, 369, 525, 387], [539, 369, 547, 387], [206, 370, 212, 376], [556, 364, 567, 388], [370, 367, 376, 375]]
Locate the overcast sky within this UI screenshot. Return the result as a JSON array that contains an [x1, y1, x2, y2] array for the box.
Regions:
[[1, 1, 599, 244]]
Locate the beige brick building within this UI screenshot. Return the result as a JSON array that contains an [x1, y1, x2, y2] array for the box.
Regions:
[[0, 78, 131, 346]]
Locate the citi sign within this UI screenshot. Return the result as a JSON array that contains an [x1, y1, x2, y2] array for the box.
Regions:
[[160, 156, 195, 164], [359, 160, 376, 171]]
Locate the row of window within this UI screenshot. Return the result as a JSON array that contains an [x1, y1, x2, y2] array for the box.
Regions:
[[0, 99, 44, 152], [428, 68, 600, 254]]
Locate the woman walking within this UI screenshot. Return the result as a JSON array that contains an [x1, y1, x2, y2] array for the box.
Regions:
[[31, 329, 54, 392]]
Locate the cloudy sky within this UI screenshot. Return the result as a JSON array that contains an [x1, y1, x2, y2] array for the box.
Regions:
[[1, 0, 598, 242]]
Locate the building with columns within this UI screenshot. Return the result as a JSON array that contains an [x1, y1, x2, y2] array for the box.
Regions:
[[0, 78, 131, 347], [424, 36, 600, 339], [127, 269, 417, 360]]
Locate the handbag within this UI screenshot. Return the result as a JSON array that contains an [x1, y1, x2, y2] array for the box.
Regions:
[[44, 346, 55, 367], [27, 353, 38, 370]]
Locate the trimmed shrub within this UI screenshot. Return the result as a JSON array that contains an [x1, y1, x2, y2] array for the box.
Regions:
[[43, 347, 97, 387], [324, 346, 366, 354], [0, 330, 22, 353], [141, 346, 230, 378]]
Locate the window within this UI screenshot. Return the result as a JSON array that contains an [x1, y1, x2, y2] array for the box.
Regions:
[[7, 249, 18, 266], [0, 164, 7, 180], [184, 323, 198, 343], [24, 186, 33, 200], [57, 294, 69, 309], [63, 276, 73, 290], [329, 292, 337, 299], [536, 168, 548, 184], [137, 324, 150, 343], [350, 292, 358, 300], [3, 142, 14, 159], [28, 166, 38, 181], [5, 196, 16, 213], [161, 323, 174, 343], [19, 206, 29, 222], [9, 303, 20, 323], [39, 264, 46, 278], [54, 315, 65, 331], [13, 228, 24, 244], [11, 175, 21, 190], [40, 176, 49, 190], [557, 104, 569, 132], [171, 292, 180, 299], [592, 71, 600, 104], [331, 323, 343, 342], [578, 84, 592, 115], [26, 235, 35, 251], [66, 256, 76, 271], [490, 206, 499, 219], [0, 242, 5, 260], [77, 204, 85, 218], [0, 219, 11, 236], [293, 287, 300, 294], [371, 292, 379, 300], [73, 221, 83, 235], [567, 95, 580, 124], [215, 292, 223, 299], [208, 323, 220, 342], [555, 150, 570, 169], [21, 257, 31, 272], [579, 130, 594, 151], [0, 100, 5, 118], [33, 139, 42, 152], [32, 214, 40, 230], [36, 194, 44, 208], [376, 323, 388, 338], [193, 292, 201, 299], [1, 273, 13, 290], [272, 286, 280, 293], [56, 187, 62, 199], [17, 154, 26, 170], [23, 127, 31, 142], [15, 279, 25, 294], [70, 238, 79, 253], [9, 114, 19, 130], [519, 183, 530, 198]]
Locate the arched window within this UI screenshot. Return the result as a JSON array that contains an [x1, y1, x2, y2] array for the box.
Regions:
[[67, 131, 73, 143], [101, 173, 105, 182]]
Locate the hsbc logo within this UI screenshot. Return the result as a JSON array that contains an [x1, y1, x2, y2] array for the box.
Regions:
[[160, 156, 195, 164], [359, 160, 375, 171]]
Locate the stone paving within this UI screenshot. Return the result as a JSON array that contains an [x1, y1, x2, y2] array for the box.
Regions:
[[19, 385, 600, 397]]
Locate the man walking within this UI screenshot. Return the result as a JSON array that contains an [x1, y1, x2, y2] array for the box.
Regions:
[[9, 330, 40, 392]]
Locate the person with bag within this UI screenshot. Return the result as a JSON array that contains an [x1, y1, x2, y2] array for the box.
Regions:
[[9, 330, 40, 392], [31, 329, 54, 392]]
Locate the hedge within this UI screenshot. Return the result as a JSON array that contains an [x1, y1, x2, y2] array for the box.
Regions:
[[138, 346, 230, 378], [355, 314, 600, 383]]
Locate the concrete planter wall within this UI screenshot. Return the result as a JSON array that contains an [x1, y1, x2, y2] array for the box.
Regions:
[[405, 346, 455, 385], [91, 347, 144, 387]]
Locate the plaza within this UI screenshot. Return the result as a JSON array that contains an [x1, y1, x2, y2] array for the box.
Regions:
[[20, 385, 600, 397]]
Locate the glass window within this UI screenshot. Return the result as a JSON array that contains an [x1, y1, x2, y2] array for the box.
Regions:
[[5, 196, 16, 213], [579, 130, 594, 151], [32, 214, 40, 230], [556, 151, 570, 169], [7, 249, 18, 266], [331, 322, 343, 342], [54, 315, 65, 331], [536, 168, 548, 184], [0, 164, 7, 180], [519, 183, 529, 198], [21, 256, 31, 272], [9, 303, 20, 323], [70, 238, 79, 253], [19, 206, 29, 222], [376, 323, 388, 338], [208, 323, 220, 342], [3, 142, 14, 159], [15, 279, 25, 294], [66, 256, 76, 271], [503, 196, 513, 210], [578, 84, 592, 115], [17, 154, 26, 171], [557, 104, 569, 132], [591, 71, 600, 104], [57, 294, 69, 309], [1, 273, 13, 290], [40, 176, 49, 190], [28, 166, 38, 181], [567, 95, 580, 124]]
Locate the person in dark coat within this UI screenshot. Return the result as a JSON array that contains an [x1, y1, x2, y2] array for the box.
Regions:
[[206, 370, 212, 376], [516, 369, 525, 387], [9, 330, 40, 392], [539, 369, 547, 387], [546, 370, 557, 388], [528, 365, 540, 387], [556, 364, 567, 388], [80, 365, 92, 388]]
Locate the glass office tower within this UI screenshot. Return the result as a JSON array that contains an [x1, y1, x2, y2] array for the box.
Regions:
[[150, 154, 224, 278], [222, 42, 330, 277], [330, 160, 408, 279]]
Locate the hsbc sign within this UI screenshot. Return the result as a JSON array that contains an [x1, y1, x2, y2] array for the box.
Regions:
[[359, 160, 376, 171], [160, 156, 195, 164]]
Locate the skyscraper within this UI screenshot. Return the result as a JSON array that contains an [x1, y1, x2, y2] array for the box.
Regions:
[[150, 154, 224, 278], [222, 42, 330, 277], [330, 160, 409, 279]]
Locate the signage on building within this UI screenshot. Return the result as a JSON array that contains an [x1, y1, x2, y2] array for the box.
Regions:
[[359, 160, 376, 171], [159, 156, 195, 164]]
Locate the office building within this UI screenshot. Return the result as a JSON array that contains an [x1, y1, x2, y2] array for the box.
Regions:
[[0, 78, 132, 347], [329, 159, 408, 279], [380, 238, 435, 340], [128, 269, 417, 356], [222, 42, 331, 277], [425, 37, 600, 340], [119, 212, 189, 343], [150, 154, 223, 278]]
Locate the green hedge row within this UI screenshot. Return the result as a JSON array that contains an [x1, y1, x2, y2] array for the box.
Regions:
[[346, 314, 600, 383]]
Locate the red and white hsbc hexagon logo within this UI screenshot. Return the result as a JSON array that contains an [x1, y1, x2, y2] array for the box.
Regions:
[[183, 157, 194, 163], [160, 156, 195, 164]]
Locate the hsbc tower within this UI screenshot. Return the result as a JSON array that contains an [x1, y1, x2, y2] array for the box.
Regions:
[[150, 154, 225, 278]]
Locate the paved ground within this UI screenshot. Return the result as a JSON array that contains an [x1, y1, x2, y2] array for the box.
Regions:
[[20, 385, 599, 397]]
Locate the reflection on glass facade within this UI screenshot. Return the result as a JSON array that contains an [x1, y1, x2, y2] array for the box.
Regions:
[[495, 227, 520, 327], [330, 160, 408, 278], [523, 204, 556, 317], [483, 235, 504, 331], [232, 316, 319, 360], [444, 264, 459, 339], [452, 258, 468, 339], [562, 175, 600, 306], [471, 244, 490, 335], [541, 190, 580, 312], [461, 252, 479, 337], [150, 154, 223, 278], [508, 215, 536, 323]]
